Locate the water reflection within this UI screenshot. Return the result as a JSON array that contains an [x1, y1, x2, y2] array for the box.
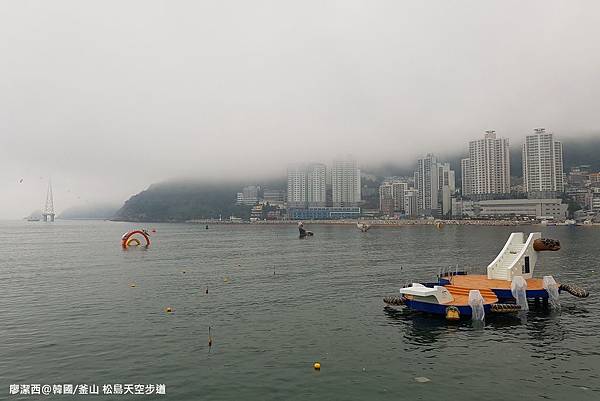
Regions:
[[383, 305, 530, 346]]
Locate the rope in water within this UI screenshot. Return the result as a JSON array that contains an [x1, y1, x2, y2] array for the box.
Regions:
[[559, 283, 589, 298], [490, 303, 521, 313], [383, 296, 406, 306]]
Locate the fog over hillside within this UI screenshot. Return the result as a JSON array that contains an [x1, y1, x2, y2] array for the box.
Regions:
[[2, 1, 600, 218]]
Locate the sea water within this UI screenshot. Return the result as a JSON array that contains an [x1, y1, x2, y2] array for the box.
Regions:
[[1, 221, 599, 400]]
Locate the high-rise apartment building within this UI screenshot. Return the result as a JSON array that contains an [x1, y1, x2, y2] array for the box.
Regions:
[[437, 162, 455, 216], [465, 130, 510, 199], [378, 181, 408, 215], [306, 163, 327, 207], [414, 154, 455, 217], [461, 158, 472, 197], [287, 165, 307, 208], [414, 154, 438, 216], [286, 163, 327, 208], [332, 157, 361, 207], [522, 128, 564, 198], [404, 189, 418, 217]]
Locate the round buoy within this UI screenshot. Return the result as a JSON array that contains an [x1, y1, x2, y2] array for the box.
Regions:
[[182, 271, 186, 274], [313, 362, 321, 370], [130, 283, 136, 288], [165, 307, 173, 313], [445, 306, 460, 321]]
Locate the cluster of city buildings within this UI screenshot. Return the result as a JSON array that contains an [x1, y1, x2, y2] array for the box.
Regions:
[[236, 157, 362, 220], [233, 128, 599, 222], [379, 155, 455, 218], [379, 128, 574, 221], [453, 128, 568, 221], [566, 165, 600, 220]]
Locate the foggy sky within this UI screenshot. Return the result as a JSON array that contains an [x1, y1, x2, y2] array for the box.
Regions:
[[1, 1, 600, 218]]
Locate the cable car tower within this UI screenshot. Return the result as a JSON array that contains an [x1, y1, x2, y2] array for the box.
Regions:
[[42, 180, 55, 222]]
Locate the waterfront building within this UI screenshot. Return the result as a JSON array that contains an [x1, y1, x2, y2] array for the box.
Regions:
[[466, 130, 511, 199], [414, 154, 455, 217], [378, 181, 408, 215], [522, 128, 564, 198], [403, 189, 418, 217], [289, 206, 361, 220], [250, 204, 264, 221], [286, 163, 327, 208], [452, 198, 567, 220], [414, 154, 438, 216], [461, 158, 472, 197], [590, 188, 600, 212], [332, 157, 361, 207], [379, 184, 394, 215], [306, 163, 327, 207], [287, 164, 307, 208], [437, 162, 455, 216], [451, 198, 476, 218], [565, 187, 589, 210]]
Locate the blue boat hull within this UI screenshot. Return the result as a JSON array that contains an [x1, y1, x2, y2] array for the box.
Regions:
[[403, 299, 493, 316]]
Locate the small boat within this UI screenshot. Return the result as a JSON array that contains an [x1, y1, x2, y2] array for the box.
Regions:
[[384, 232, 589, 320]]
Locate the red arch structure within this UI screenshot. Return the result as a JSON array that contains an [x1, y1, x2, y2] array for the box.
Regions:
[[121, 230, 151, 249]]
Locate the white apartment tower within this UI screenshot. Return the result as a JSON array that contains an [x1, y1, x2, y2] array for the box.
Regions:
[[306, 163, 327, 207], [287, 163, 327, 208], [466, 130, 511, 198], [286, 165, 307, 208], [414, 154, 438, 216], [414, 154, 455, 217], [522, 128, 564, 197], [332, 157, 361, 207]]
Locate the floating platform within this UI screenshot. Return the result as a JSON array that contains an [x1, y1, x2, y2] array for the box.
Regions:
[[384, 232, 588, 320]]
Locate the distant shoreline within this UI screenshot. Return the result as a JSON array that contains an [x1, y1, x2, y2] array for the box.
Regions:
[[183, 219, 598, 227], [21, 217, 597, 227]]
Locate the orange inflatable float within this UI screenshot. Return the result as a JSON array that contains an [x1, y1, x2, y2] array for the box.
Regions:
[[121, 230, 151, 249]]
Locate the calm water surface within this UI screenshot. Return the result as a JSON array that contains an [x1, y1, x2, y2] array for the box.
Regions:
[[1, 221, 599, 400]]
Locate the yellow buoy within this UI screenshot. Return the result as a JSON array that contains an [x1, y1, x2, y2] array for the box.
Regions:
[[165, 307, 173, 313], [445, 306, 460, 321], [313, 362, 321, 370], [224, 277, 229, 283]]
